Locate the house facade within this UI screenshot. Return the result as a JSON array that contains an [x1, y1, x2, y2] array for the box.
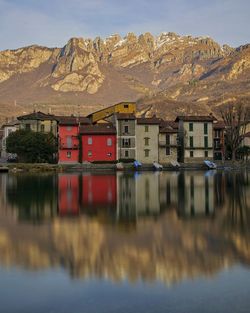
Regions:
[[17, 111, 58, 137], [1, 120, 19, 158], [116, 113, 136, 160], [80, 124, 116, 162], [176, 115, 215, 162], [136, 117, 160, 163], [159, 121, 178, 163], [58, 117, 90, 163], [213, 121, 225, 160]]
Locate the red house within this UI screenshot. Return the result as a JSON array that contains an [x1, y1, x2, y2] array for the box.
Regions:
[[80, 124, 116, 162], [58, 117, 90, 163]]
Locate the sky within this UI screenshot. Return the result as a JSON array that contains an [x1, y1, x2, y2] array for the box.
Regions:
[[0, 0, 249, 50]]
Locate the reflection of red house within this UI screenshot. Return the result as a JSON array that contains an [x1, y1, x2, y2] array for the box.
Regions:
[[82, 174, 117, 210], [58, 174, 80, 216], [80, 124, 116, 162], [58, 117, 90, 163]]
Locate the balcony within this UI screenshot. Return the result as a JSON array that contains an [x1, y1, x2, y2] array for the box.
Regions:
[[159, 141, 178, 147], [60, 143, 79, 150]]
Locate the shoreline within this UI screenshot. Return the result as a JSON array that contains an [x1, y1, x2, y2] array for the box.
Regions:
[[1, 161, 249, 173]]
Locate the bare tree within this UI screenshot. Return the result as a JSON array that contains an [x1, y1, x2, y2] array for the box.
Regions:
[[220, 103, 249, 161]]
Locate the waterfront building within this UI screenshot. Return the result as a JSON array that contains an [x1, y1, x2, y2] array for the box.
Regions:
[[135, 117, 160, 163], [213, 121, 225, 160], [1, 119, 19, 158], [159, 121, 178, 163], [87, 102, 136, 124], [175, 115, 215, 162], [115, 113, 136, 160], [80, 123, 116, 162], [58, 116, 90, 163], [17, 111, 58, 137]]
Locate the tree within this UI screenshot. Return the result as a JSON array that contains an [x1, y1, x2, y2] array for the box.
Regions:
[[220, 103, 249, 161], [6, 129, 57, 163]]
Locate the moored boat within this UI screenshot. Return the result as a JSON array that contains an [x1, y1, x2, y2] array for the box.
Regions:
[[133, 160, 142, 170], [170, 160, 180, 169], [153, 161, 163, 170], [204, 160, 217, 169], [116, 162, 124, 170]]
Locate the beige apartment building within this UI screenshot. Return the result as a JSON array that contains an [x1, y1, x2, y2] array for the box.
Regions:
[[136, 117, 160, 163], [159, 121, 178, 163], [176, 115, 215, 162]]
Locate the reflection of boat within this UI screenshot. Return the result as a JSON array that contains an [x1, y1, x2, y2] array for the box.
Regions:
[[153, 162, 163, 171], [171, 161, 180, 169], [204, 160, 217, 169], [116, 162, 124, 171], [133, 160, 142, 170]]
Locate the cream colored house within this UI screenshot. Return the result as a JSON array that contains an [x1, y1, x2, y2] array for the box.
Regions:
[[159, 121, 178, 163], [176, 115, 215, 163], [135, 117, 160, 163], [1, 120, 20, 158]]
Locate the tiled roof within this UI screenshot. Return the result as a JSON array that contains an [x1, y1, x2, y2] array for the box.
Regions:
[[57, 116, 90, 125], [80, 124, 116, 134], [116, 113, 136, 120], [160, 120, 179, 129], [213, 121, 225, 129], [175, 115, 216, 122], [160, 126, 178, 134], [137, 117, 161, 125], [17, 111, 56, 121]]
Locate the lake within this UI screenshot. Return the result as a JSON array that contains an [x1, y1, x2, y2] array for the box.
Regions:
[[0, 170, 249, 313]]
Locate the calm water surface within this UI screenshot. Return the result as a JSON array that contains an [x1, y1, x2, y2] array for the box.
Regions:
[[0, 170, 249, 313]]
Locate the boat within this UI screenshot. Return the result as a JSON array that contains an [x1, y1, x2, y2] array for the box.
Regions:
[[170, 160, 180, 169], [153, 161, 163, 170], [133, 160, 142, 170], [204, 160, 217, 169], [116, 162, 124, 171]]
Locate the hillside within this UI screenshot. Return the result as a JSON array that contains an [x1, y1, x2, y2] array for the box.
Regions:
[[0, 32, 250, 122]]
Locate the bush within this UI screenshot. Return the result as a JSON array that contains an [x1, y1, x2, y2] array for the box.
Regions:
[[7, 130, 57, 163]]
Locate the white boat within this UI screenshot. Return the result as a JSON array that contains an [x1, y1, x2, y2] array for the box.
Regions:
[[171, 160, 180, 169], [116, 162, 124, 170], [204, 160, 217, 169], [153, 161, 163, 170]]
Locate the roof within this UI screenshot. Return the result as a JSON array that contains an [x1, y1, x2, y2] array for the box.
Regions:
[[160, 126, 178, 134], [17, 111, 56, 121], [1, 120, 20, 127], [213, 121, 225, 129], [58, 116, 91, 125], [80, 124, 116, 134], [175, 115, 216, 122], [160, 120, 179, 129], [116, 113, 136, 120], [137, 117, 161, 125]]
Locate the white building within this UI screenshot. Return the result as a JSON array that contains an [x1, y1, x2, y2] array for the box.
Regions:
[[1, 120, 19, 158]]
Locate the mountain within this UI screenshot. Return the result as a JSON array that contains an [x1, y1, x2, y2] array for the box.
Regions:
[[0, 32, 250, 122]]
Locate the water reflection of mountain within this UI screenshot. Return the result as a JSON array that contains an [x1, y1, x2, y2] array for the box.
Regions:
[[0, 171, 249, 284]]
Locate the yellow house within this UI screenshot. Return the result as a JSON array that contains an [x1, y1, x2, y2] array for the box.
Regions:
[[87, 102, 136, 123]]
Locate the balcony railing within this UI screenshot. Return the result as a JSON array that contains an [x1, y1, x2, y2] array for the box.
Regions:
[[60, 143, 79, 149]]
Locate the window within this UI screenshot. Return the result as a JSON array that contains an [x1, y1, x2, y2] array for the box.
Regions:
[[144, 137, 149, 146], [204, 150, 208, 157], [190, 136, 193, 148], [204, 136, 208, 148], [189, 123, 193, 132], [204, 123, 208, 135], [124, 125, 129, 133], [107, 138, 112, 146], [25, 124, 31, 130], [214, 130, 220, 138], [67, 151, 71, 158], [122, 138, 131, 147], [41, 124, 45, 132], [144, 149, 150, 157], [66, 136, 72, 148], [166, 134, 170, 145], [190, 151, 194, 157], [166, 147, 170, 155], [145, 125, 149, 132], [88, 137, 92, 145], [125, 150, 129, 157], [88, 150, 92, 157], [124, 104, 129, 109], [67, 126, 72, 131]]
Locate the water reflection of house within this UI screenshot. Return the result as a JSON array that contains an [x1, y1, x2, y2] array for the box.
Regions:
[[177, 172, 215, 217], [58, 174, 80, 216], [81, 174, 117, 213], [159, 172, 179, 211]]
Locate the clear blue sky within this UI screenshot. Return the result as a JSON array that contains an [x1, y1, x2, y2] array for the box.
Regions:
[[0, 0, 249, 50]]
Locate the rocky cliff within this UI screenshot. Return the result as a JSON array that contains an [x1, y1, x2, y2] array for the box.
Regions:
[[0, 32, 249, 121]]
